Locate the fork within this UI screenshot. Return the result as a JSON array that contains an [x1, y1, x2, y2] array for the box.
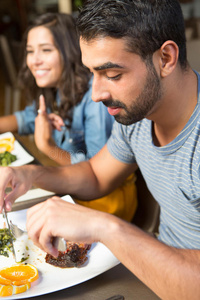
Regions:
[[10, 221, 27, 238], [10, 221, 67, 251]]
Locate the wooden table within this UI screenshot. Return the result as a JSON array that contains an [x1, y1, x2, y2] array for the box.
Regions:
[[27, 262, 160, 300]]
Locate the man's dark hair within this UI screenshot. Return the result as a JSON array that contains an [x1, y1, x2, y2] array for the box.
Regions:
[[76, 0, 187, 69]]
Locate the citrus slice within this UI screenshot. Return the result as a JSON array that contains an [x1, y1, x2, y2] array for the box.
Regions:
[[0, 136, 15, 144], [0, 264, 39, 286], [0, 282, 31, 297], [0, 140, 14, 153], [0, 275, 12, 285]]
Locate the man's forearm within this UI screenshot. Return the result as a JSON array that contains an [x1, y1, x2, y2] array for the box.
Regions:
[[101, 215, 200, 300], [30, 161, 101, 199]]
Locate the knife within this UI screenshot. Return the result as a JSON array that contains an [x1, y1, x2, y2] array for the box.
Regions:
[[3, 203, 17, 262], [53, 237, 67, 252], [8, 221, 67, 252]]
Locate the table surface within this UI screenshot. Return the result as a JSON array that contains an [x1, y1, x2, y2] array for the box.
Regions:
[[29, 263, 160, 300], [11, 138, 160, 300]]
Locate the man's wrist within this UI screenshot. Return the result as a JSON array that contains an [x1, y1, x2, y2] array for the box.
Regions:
[[95, 212, 122, 245]]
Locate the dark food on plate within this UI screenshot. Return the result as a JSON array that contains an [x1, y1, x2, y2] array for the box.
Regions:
[[0, 228, 16, 257], [0, 151, 17, 166], [45, 242, 91, 268]]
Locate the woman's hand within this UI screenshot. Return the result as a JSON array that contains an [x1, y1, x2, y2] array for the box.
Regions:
[[34, 95, 64, 153], [34, 95, 53, 152], [34, 95, 71, 164], [48, 113, 65, 131]]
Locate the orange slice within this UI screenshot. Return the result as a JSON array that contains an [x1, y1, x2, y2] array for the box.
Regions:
[[15, 282, 31, 294], [0, 136, 15, 153], [0, 264, 39, 286], [0, 275, 12, 285], [1, 136, 15, 144], [0, 140, 14, 153], [0, 282, 31, 297]]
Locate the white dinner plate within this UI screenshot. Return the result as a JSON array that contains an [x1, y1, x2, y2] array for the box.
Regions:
[[0, 195, 119, 299], [0, 132, 34, 166]]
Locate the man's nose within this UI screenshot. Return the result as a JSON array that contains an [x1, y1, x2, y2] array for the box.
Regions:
[[92, 77, 111, 103]]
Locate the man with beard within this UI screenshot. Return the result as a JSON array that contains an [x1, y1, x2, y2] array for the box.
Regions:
[[0, 0, 200, 298]]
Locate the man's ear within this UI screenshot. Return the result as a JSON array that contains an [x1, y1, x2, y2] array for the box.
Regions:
[[158, 41, 179, 77]]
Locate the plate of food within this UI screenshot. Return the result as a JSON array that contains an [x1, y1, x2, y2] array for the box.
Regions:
[[0, 132, 34, 166], [0, 195, 119, 298]]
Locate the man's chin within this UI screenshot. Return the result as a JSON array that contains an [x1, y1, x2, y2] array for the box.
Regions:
[[114, 116, 134, 125], [114, 114, 143, 125]]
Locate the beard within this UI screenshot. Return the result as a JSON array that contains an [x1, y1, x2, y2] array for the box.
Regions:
[[103, 62, 162, 125]]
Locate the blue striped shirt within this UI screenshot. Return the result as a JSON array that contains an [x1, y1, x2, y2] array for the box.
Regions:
[[107, 71, 200, 249]]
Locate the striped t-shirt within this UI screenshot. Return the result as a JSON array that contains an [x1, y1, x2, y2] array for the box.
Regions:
[[107, 71, 200, 249]]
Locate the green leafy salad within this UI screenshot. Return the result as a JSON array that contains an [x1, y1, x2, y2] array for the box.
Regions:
[[0, 228, 15, 257], [0, 151, 17, 166]]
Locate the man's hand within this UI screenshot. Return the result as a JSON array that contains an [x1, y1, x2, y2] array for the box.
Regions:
[[26, 197, 103, 257], [26, 195, 200, 300], [0, 166, 33, 212]]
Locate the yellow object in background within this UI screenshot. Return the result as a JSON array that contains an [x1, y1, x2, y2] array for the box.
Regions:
[[76, 173, 137, 222]]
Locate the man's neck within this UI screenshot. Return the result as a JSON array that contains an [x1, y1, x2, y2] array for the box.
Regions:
[[151, 69, 198, 147]]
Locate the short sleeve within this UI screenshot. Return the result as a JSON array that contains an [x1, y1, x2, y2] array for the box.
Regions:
[[107, 122, 136, 164]]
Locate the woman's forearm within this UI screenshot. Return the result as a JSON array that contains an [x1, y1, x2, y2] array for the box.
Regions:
[[0, 115, 18, 133], [40, 143, 72, 165]]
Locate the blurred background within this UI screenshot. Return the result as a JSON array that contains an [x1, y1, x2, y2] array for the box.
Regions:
[[0, 0, 85, 164], [0, 0, 85, 114], [0, 0, 199, 164]]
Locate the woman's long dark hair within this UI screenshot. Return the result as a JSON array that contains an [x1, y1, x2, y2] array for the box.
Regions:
[[18, 12, 91, 124]]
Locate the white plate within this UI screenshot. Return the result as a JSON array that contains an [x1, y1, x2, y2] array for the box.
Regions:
[[0, 195, 119, 299], [0, 132, 34, 166]]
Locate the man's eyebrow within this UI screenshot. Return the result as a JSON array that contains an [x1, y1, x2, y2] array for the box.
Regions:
[[93, 62, 124, 71]]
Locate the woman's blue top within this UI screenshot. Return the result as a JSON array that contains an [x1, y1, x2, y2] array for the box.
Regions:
[[14, 79, 114, 163]]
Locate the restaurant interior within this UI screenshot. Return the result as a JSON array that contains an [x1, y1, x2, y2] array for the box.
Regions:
[[0, 0, 85, 166], [0, 1, 200, 299], [0, 0, 199, 226], [0, 0, 200, 164]]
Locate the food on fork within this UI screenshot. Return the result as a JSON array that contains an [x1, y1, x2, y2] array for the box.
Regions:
[[45, 242, 91, 268]]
